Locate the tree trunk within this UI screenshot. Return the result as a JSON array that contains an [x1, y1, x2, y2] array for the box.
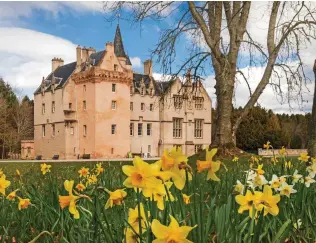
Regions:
[[308, 60, 316, 157]]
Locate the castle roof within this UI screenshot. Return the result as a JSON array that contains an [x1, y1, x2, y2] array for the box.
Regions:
[[114, 24, 126, 58]]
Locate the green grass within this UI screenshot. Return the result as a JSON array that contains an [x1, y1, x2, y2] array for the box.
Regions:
[[0, 152, 316, 242]]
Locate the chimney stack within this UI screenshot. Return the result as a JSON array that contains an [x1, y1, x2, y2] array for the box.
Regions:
[[144, 60, 152, 76], [76, 45, 82, 67], [105, 42, 114, 55], [81, 46, 88, 63], [52, 57, 64, 72], [88, 47, 96, 57]]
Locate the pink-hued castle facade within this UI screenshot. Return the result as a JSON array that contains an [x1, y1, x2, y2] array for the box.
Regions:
[[33, 25, 212, 159]]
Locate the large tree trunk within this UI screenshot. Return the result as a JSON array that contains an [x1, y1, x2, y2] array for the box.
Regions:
[[308, 60, 316, 157]]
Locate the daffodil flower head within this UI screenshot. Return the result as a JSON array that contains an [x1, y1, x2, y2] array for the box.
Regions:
[[151, 215, 197, 243], [233, 180, 244, 194], [197, 148, 221, 182], [269, 175, 281, 190], [59, 180, 81, 219], [256, 164, 264, 175], [235, 190, 263, 218], [292, 170, 303, 184], [279, 146, 286, 156], [182, 193, 191, 205], [0, 175, 11, 196], [124, 227, 139, 243], [232, 156, 239, 163], [142, 182, 174, 210], [40, 163, 52, 175], [96, 163, 104, 176], [128, 203, 149, 234], [298, 152, 310, 163], [6, 189, 19, 201], [261, 185, 280, 216], [78, 167, 90, 178], [304, 176, 316, 188], [75, 183, 86, 192], [263, 141, 271, 150], [17, 197, 31, 210], [105, 189, 127, 209], [278, 182, 297, 198], [307, 163, 316, 178]]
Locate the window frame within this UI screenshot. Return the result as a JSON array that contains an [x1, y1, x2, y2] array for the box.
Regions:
[[52, 124, 55, 137], [138, 123, 143, 136], [112, 83, 116, 92], [141, 103, 145, 111], [130, 102, 133, 111], [42, 103, 45, 114], [70, 126, 74, 135], [194, 119, 203, 138], [83, 100, 87, 110], [173, 95, 183, 109], [173, 118, 183, 138], [150, 104, 153, 111], [42, 125, 46, 137], [52, 101, 55, 113], [111, 124, 116, 135], [130, 123, 134, 136], [83, 125, 87, 137], [111, 100, 117, 110], [147, 123, 152, 136]]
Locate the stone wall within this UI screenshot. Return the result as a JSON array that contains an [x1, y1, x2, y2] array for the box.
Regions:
[[258, 148, 307, 157]]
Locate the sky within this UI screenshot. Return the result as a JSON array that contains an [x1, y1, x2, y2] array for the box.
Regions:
[[0, 1, 315, 114]]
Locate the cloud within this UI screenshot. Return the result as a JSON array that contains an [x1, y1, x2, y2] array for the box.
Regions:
[[0, 27, 76, 96], [130, 57, 142, 68]]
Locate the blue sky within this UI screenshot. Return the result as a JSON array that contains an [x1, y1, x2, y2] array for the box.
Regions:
[[0, 1, 315, 114]]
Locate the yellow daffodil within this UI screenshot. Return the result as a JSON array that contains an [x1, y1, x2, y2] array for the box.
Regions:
[[87, 175, 97, 185], [96, 163, 104, 176], [124, 227, 139, 243], [235, 190, 263, 218], [18, 197, 31, 210], [158, 146, 189, 190], [143, 182, 174, 210], [261, 185, 280, 216], [278, 182, 297, 197], [78, 167, 90, 177], [149, 160, 174, 182], [269, 175, 281, 190], [16, 169, 21, 176], [75, 183, 86, 192], [128, 203, 149, 233], [298, 152, 310, 163], [105, 189, 127, 209], [0, 168, 3, 177], [151, 215, 197, 243], [307, 163, 316, 178], [0, 175, 11, 195], [40, 163, 52, 175], [197, 148, 221, 181], [233, 180, 244, 194], [279, 146, 286, 156], [232, 156, 239, 163], [182, 193, 191, 205], [6, 189, 19, 201], [59, 180, 80, 219], [256, 164, 264, 175], [285, 161, 292, 169], [122, 156, 162, 189], [271, 157, 278, 165], [263, 141, 271, 149]]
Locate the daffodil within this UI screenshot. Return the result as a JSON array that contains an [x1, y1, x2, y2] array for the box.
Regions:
[[128, 203, 149, 233], [87, 175, 97, 185], [151, 215, 197, 243], [235, 190, 263, 218], [16, 169, 21, 176], [0, 168, 3, 177], [278, 182, 297, 198], [256, 164, 264, 175], [263, 141, 271, 149], [0, 175, 10, 195], [40, 163, 52, 175], [279, 146, 286, 156], [76, 183, 86, 192], [232, 156, 239, 163], [78, 167, 90, 177], [233, 180, 244, 194], [304, 176, 316, 188], [142, 182, 174, 210], [284, 161, 292, 169], [59, 180, 80, 219], [197, 148, 221, 182], [18, 197, 31, 210], [122, 156, 162, 189], [292, 170, 303, 184], [96, 163, 104, 176], [252, 175, 268, 189], [6, 189, 19, 201], [271, 157, 278, 165], [149, 160, 174, 182], [105, 189, 127, 209], [307, 163, 316, 178], [182, 193, 191, 205], [159, 146, 190, 190], [124, 227, 139, 243], [269, 175, 281, 190], [261, 185, 280, 216], [298, 152, 310, 163]]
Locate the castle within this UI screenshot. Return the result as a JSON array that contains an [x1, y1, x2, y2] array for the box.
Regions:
[[30, 25, 212, 159]]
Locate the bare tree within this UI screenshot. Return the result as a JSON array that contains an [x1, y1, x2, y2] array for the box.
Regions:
[[309, 60, 316, 156], [104, 1, 316, 152]]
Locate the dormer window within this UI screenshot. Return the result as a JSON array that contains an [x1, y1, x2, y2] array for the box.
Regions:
[[174, 95, 183, 109], [194, 96, 204, 110], [114, 64, 118, 71], [149, 88, 154, 96]]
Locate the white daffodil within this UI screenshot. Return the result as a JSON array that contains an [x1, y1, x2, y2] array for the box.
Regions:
[[278, 182, 297, 198], [269, 174, 281, 190], [233, 180, 244, 194], [292, 170, 303, 184], [304, 176, 316, 188], [293, 219, 302, 230], [307, 163, 316, 179], [252, 174, 268, 189]]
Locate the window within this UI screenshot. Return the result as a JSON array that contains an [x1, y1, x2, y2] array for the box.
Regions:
[[70, 127, 74, 135], [52, 124, 55, 137], [130, 102, 133, 111], [111, 124, 116, 135], [148, 145, 151, 153], [130, 123, 134, 136], [83, 100, 86, 110], [194, 97, 204, 110], [147, 123, 152, 136], [111, 101, 117, 110], [111, 148, 114, 154], [195, 144, 203, 153], [114, 64, 118, 71], [83, 85, 86, 92], [173, 144, 182, 150], [173, 118, 182, 138], [141, 103, 145, 111], [112, 83, 116, 92], [130, 85, 133, 94], [174, 95, 183, 109], [83, 125, 87, 136], [42, 103, 45, 114], [138, 123, 143, 136], [149, 88, 154, 96], [69, 103, 72, 110], [141, 88, 145, 96], [150, 104, 153, 111], [52, 101, 55, 113], [194, 119, 203, 138], [42, 125, 46, 137]]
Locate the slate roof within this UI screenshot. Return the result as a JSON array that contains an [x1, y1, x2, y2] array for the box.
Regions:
[[114, 24, 126, 58]]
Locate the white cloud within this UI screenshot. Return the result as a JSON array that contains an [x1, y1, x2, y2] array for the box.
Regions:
[[130, 57, 142, 68], [0, 27, 76, 96]]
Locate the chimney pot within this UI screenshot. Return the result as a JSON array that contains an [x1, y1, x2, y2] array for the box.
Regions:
[[52, 57, 64, 72], [144, 60, 153, 76]]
